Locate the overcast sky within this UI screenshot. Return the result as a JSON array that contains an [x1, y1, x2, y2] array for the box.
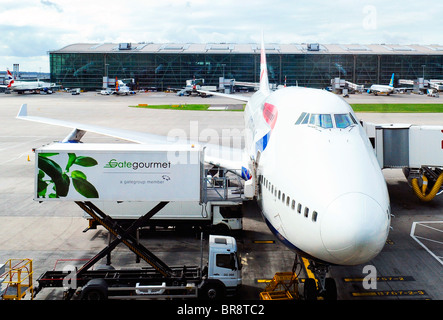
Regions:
[[1, 0, 442, 72]]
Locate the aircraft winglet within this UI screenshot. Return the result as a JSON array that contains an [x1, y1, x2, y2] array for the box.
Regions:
[[17, 104, 27, 118]]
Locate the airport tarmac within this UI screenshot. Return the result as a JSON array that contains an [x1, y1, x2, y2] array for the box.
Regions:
[[0, 91, 442, 301]]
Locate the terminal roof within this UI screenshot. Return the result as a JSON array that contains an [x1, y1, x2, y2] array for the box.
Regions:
[[52, 43, 443, 55]]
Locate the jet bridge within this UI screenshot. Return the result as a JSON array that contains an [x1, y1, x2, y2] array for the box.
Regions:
[[330, 78, 364, 94], [362, 122, 443, 201]]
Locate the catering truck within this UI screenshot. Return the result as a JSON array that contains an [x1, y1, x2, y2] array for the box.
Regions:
[[34, 143, 243, 232], [32, 143, 243, 299]]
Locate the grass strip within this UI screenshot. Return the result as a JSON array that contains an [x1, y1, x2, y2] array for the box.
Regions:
[[350, 104, 443, 113]]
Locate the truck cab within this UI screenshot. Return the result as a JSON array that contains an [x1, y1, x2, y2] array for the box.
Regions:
[[202, 235, 242, 299]]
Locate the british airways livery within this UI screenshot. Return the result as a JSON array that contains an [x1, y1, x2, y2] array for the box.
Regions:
[[17, 35, 391, 300]]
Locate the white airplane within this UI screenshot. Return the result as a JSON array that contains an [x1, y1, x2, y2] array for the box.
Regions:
[[16, 36, 391, 300], [367, 73, 395, 95], [114, 78, 131, 95], [1, 69, 57, 94]]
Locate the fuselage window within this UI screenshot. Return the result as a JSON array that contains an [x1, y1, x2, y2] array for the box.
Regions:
[[286, 196, 290, 206], [312, 211, 318, 222], [304, 207, 309, 218], [278, 190, 281, 200], [291, 200, 296, 210], [282, 193, 285, 203], [309, 114, 333, 129], [334, 113, 354, 129], [297, 203, 302, 214]]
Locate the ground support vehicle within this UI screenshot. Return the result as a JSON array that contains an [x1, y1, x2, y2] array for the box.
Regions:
[[33, 201, 242, 300]]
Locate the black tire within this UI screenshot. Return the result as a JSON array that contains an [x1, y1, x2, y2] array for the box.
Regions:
[[303, 278, 317, 301], [82, 288, 105, 300], [212, 223, 230, 235], [200, 283, 225, 300], [324, 278, 337, 300], [81, 279, 108, 300]]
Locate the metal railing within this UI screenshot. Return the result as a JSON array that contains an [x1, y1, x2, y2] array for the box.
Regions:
[[1, 259, 34, 300], [202, 168, 244, 202]]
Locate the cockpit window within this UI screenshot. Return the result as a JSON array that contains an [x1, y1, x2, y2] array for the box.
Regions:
[[334, 114, 356, 129], [295, 112, 307, 125], [309, 114, 333, 129], [349, 113, 358, 125], [295, 112, 358, 129], [301, 113, 310, 124]]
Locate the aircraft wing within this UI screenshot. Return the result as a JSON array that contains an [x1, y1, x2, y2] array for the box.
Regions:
[[17, 104, 247, 177], [197, 90, 250, 102]]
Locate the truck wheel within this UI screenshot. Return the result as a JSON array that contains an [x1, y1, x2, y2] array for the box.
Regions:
[[82, 288, 105, 300], [212, 223, 230, 235], [81, 279, 108, 300], [200, 283, 224, 300]]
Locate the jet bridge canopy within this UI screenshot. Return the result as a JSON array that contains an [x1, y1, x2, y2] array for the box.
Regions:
[[362, 122, 443, 169]]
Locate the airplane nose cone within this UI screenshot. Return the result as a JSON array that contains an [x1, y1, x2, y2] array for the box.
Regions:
[[321, 193, 389, 265]]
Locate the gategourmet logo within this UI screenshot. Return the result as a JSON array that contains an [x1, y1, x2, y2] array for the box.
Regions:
[[104, 159, 171, 170]]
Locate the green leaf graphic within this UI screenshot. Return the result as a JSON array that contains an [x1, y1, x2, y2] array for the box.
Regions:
[[72, 177, 99, 198], [38, 156, 62, 177], [66, 153, 77, 171], [38, 169, 45, 180], [55, 173, 70, 197], [37, 179, 48, 196], [71, 170, 87, 180], [38, 155, 70, 197], [74, 156, 98, 167]]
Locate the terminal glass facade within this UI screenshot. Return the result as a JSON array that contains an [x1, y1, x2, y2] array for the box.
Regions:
[[50, 52, 443, 91]]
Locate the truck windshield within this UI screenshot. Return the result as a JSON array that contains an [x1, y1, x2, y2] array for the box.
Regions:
[[216, 254, 237, 270]]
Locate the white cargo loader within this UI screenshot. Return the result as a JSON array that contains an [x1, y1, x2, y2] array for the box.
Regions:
[[32, 143, 243, 300]]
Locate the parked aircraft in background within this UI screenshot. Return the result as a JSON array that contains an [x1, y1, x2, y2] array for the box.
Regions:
[[100, 77, 134, 95], [1, 69, 57, 94], [367, 73, 395, 95]]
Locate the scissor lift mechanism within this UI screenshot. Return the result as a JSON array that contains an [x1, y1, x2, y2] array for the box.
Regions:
[[34, 201, 206, 299]]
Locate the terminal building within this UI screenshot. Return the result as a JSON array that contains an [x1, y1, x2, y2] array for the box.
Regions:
[[49, 42, 443, 91]]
